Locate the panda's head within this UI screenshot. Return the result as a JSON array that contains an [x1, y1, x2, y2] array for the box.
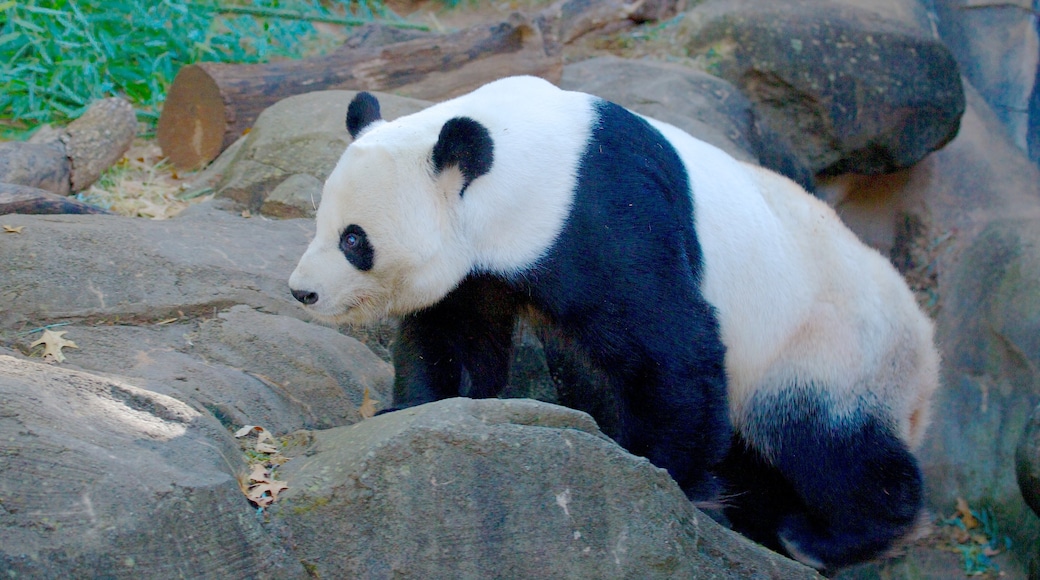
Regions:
[[288, 91, 494, 324]]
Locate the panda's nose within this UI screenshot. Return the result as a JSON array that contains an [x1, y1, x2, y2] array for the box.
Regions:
[[291, 288, 319, 305]]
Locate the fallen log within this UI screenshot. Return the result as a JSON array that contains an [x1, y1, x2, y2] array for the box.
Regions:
[[1, 97, 136, 196], [61, 97, 138, 192], [0, 183, 111, 215], [157, 12, 562, 170]]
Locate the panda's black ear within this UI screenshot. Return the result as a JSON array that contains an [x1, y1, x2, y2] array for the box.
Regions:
[[432, 117, 494, 196], [346, 92, 381, 139]]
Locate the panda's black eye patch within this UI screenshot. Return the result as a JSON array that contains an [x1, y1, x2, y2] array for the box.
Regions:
[[340, 224, 374, 271]]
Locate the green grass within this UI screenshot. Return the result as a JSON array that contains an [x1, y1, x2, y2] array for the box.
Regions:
[[0, 0, 423, 139]]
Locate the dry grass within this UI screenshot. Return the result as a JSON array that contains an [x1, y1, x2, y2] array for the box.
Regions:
[[78, 140, 211, 219]]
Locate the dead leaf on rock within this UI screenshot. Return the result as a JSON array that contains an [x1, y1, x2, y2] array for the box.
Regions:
[[243, 462, 289, 507], [359, 387, 380, 419], [248, 463, 272, 484], [235, 424, 280, 454], [247, 480, 289, 507], [3, 225, 24, 233], [30, 329, 78, 363], [955, 497, 979, 529]]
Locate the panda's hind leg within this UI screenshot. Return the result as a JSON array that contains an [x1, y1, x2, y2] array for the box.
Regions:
[[728, 388, 923, 570]]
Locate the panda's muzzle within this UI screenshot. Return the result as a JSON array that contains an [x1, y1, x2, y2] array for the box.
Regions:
[[290, 288, 319, 305]]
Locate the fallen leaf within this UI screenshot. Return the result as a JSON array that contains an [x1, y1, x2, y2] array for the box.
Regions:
[[248, 463, 272, 484], [30, 329, 78, 362], [359, 387, 380, 419], [241, 209, 252, 218], [3, 225, 24, 233], [950, 526, 971, 544], [247, 480, 289, 507], [955, 497, 979, 529], [235, 424, 279, 453], [255, 428, 278, 453]]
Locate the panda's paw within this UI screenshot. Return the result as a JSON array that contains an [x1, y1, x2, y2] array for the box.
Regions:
[[778, 513, 896, 572], [777, 517, 827, 571], [682, 471, 723, 506]]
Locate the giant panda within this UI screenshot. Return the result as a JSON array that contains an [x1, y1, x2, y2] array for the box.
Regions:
[[288, 76, 940, 570]]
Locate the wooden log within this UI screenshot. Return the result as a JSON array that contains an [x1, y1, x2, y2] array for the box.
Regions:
[[157, 13, 562, 170], [62, 97, 137, 192], [1, 97, 136, 195], [0, 183, 111, 215]]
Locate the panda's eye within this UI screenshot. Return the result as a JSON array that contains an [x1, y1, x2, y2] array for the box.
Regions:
[[340, 224, 374, 271]]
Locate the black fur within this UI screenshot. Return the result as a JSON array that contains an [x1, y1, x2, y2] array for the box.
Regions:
[[347, 92, 381, 139], [340, 224, 374, 272], [431, 117, 494, 195], [718, 389, 922, 571]]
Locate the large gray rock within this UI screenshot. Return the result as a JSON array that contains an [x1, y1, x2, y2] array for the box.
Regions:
[[0, 354, 305, 578], [680, 0, 965, 176], [0, 141, 70, 195], [271, 397, 821, 579], [188, 305, 392, 430]]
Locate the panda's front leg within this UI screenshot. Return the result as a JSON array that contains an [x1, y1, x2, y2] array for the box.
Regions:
[[391, 274, 522, 409]]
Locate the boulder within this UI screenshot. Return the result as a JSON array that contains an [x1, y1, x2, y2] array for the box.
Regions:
[[679, 0, 965, 176], [187, 305, 392, 431], [271, 397, 821, 579], [0, 354, 306, 578]]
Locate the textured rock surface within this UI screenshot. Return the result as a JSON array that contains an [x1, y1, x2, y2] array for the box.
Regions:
[[932, 0, 1039, 158], [680, 0, 965, 175], [0, 354, 306, 578]]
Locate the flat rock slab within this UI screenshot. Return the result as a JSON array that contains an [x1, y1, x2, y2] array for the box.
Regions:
[[0, 204, 312, 326]]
